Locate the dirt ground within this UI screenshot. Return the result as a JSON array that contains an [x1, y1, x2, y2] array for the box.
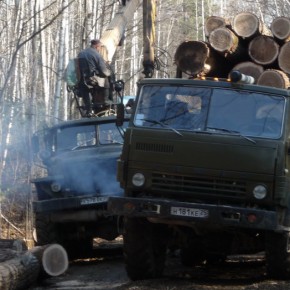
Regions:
[[29, 239, 290, 290]]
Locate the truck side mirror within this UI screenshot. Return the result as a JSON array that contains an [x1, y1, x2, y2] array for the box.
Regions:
[[116, 103, 125, 127]]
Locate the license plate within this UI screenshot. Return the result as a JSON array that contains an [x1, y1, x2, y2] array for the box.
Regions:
[[170, 206, 209, 218], [80, 196, 108, 205]]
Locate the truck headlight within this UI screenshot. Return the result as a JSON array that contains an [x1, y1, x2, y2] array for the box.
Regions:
[[253, 185, 267, 199], [51, 182, 61, 192], [132, 173, 145, 187]]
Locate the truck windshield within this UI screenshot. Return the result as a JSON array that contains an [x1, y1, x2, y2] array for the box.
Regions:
[[134, 85, 285, 139], [55, 122, 128, 151]]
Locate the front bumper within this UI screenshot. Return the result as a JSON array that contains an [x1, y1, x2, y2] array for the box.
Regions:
[[108, 196, 290, 232], [33, 195, 109, 213]]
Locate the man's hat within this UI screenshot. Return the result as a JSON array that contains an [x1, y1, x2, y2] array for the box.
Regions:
[[91, 39, 101, 46]]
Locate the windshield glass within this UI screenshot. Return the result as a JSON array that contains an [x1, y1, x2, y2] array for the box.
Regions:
[[55, 122, 128, 151], [134, 85, 285, 139]]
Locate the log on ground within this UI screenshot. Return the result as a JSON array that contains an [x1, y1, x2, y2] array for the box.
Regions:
[[30, 244, 69, 277], [257, 69, 290, 89], [0, 252, 39, 290]]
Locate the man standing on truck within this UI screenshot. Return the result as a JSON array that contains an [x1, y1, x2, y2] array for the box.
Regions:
[[78, 39, 112, 117]]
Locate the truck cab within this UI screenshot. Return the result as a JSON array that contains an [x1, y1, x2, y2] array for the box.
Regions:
[[32, 115, 129, 258], [108, 78, 290, 280]]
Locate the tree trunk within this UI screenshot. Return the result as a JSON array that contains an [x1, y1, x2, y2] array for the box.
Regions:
[[232, 12, 271, 39], [271, 16, 290, 43], [248, 36, 279, 66], [230, 61, 264, 83], [100, 0, 142, 62], [257, 69, 290, 89], [174, 41, 230, 77], [278, 42, 290, 74]]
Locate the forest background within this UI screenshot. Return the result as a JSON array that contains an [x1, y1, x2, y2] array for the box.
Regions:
[[0, 0, 288, 242]]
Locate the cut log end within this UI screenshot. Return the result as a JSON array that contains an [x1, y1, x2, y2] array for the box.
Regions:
[[271, 16, 290, 40], [233, 12, 259, 38], [205, 16, 227, 37], [257, 69, 290, 89], [209, 27, 236, 53], [230, 61, 264, 83], [248, 36, 279, 65], [42, 244, 69, 277], [174, 41, 209, 75], [278, 42, 290, 74]]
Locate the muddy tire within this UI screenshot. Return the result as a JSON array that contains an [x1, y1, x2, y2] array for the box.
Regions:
[[265, 231, 290, 279], [34, 213, 58, 245], [123, 217, 167, 280]]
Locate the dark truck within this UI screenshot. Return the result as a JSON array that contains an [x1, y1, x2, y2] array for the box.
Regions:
[[32, 115, 128, 258], [108, 77, 290, 280]]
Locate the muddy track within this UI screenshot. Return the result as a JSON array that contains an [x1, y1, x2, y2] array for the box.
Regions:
[[29, 241, 290, 290]]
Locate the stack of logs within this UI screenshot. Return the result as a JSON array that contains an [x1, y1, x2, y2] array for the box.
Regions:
[[174, 12, 290, 89], [0, 239, 68, 290]]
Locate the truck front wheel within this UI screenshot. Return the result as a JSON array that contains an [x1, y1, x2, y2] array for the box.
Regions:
[[123, 217, 168, 280], [265, 231, 290, 279]]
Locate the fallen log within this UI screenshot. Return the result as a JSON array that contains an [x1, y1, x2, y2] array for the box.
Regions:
[[278, 42, 290, 74], [174, 40, 230, 77], [230, 61, 264, 83], [271, 16, 290, 43], [208, 27, 248, 61], [232, 12, 272, 39], [205, 16, 231, 38], [30, 244, 69, 277], [257, 69, 290, 89], [0, 251, 39, 290], [0, 243, 68, 290], [248, 35, 279, 66]]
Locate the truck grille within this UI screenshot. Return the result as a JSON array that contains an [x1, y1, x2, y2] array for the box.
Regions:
[[136, 142, 174, 153], [151, 173, 247, 198]]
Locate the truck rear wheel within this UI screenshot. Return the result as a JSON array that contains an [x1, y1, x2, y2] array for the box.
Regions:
[[123, 217, 167, 280], [265, 231, 290, 279]]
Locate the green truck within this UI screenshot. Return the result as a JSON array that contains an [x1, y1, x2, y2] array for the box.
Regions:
[[108, 76, 290, 280], [32, 115, 129, 258]]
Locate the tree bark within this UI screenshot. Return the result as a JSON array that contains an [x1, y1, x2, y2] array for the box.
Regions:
[[0, 251, 39, 290], [257, 69, 290, 89], [248, 36, 279, 66], [0, 242, 68, 289], [230, 61, 264, 83], [271, 16, 290, 43], [232, 12, 271, 39]]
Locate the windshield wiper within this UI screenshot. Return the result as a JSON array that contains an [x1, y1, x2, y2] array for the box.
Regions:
[[141, 118, 183, 137], [206, 127, 256, 144]]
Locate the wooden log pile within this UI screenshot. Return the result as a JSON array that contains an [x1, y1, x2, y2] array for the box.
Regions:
[[174, 12, 290, 89], [0, 239, 69, 290]]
